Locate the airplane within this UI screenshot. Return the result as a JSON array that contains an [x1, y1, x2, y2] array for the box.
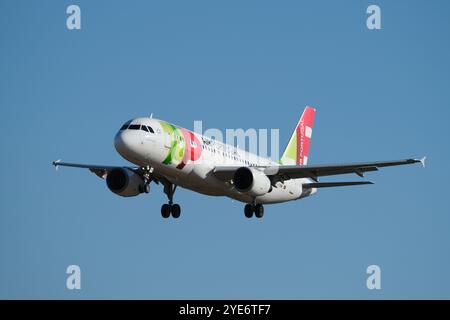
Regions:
[[52, 106, 425, 219]]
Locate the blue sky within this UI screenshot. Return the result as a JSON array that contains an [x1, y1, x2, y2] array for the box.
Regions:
[[1, 0, 449, 299]]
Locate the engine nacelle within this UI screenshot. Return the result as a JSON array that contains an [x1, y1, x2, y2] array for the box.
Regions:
[[233, 167, 272, 196], [106, 168, 145, 197]]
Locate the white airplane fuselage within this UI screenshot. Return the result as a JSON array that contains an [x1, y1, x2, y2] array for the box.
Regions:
[[53, 106, 424, 219], [114, 117, 315, 205]]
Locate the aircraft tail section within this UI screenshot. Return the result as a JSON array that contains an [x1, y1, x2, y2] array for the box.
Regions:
[[280, 106, 316, 165]]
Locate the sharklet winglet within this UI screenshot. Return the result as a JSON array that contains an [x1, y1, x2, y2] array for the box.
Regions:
[[419, 156, 427, 168], [53, 159, 62, 170]]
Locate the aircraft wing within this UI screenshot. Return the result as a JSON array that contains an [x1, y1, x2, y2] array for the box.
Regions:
[[52, 160, 138, 179], [213, 157, 426, 182]]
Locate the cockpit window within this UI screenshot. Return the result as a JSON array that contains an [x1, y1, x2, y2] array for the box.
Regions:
[[119, 121, 155, 133], [119, 120, 132, 130]]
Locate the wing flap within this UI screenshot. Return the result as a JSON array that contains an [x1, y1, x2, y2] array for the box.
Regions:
[[272, 165, 379, 179], [264, 159, 420, 179], [303, 181, 373, 188], [89, 168, 108, 179]]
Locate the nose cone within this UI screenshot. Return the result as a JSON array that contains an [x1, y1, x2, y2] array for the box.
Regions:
[[114, 130, 140, 161]]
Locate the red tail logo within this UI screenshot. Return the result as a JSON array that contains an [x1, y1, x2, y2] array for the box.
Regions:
[[296, 106, 315, 165]]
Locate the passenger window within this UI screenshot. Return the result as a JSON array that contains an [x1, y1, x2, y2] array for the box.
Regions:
[[141, 125, 148, 132], [129, 124, 140, 130]]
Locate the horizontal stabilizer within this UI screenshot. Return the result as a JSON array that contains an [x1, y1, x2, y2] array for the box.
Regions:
[[303, 181, 373, 188]]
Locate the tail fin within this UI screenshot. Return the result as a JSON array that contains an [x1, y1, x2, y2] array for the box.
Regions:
[[280, 106, 316, 165]]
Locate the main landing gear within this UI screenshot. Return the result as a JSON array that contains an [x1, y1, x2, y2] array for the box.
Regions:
[[161, 182, 181, 219], [244, 203, 264, 219]]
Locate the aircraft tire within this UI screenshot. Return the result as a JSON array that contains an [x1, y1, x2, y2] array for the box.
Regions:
[[161, 204, 171, 218], [244, 204, 254, 218], [255, 204, 264, 218], [171, 204, 181, 218]]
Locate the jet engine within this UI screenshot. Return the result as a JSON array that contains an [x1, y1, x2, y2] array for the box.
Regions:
[[233, 167, 272, 196], [106, 168, 145, 197]]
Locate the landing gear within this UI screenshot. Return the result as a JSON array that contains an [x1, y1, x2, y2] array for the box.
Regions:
[[244, 204, 254, 218], [139, 166, 153, 194], [136, 167, 181, 218], [161, 182, 182, 219], [244, 203, 264, 219], [160, 203, 180, 219], [139, 183, 150, 194]]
